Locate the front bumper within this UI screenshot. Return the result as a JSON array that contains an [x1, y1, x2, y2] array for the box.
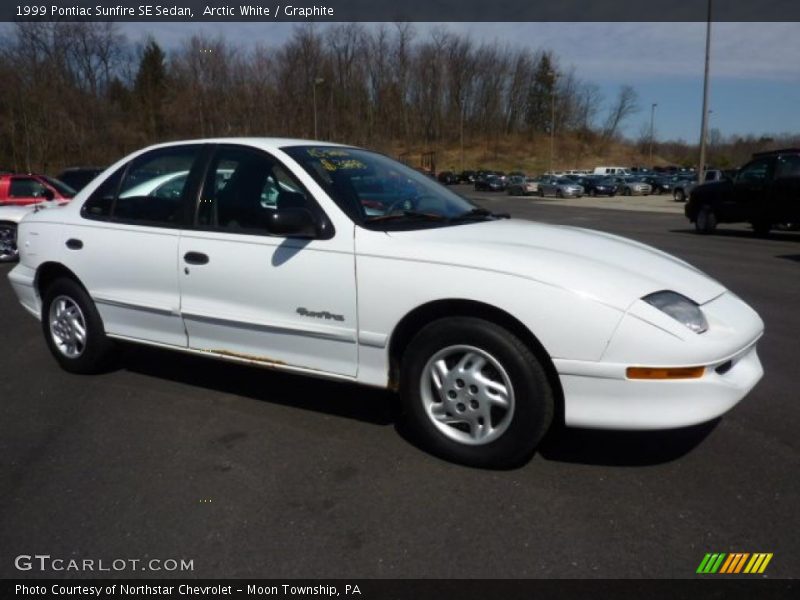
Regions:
[[555, 291, 764, 429], [8, 263, 40, 318]]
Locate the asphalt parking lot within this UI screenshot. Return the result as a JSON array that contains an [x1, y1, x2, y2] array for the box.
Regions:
[[1, 198, 798, 579]]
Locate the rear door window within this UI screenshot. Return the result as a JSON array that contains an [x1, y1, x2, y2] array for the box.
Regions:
[[113, 145, 202, 226]]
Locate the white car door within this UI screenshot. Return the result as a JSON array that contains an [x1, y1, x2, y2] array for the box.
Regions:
[[177, 144, 358, 377], [73, 145, 205, 347]]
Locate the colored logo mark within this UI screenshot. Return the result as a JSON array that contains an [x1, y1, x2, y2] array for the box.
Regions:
[[697, 552, 773, 574]]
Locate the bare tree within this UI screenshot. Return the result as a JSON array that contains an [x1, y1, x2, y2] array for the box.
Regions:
[[602, 85, 640, 141]]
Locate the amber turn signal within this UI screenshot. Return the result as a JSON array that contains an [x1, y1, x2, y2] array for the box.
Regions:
[[626, 366, 705, 380]]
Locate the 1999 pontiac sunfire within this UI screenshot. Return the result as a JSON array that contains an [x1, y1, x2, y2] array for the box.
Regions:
[[8, 139, 764, 467]]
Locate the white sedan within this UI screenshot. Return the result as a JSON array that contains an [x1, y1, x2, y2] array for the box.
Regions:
[[8, 138, 764, 467]]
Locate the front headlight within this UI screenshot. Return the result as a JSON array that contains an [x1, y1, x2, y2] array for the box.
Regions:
[[643, 291, 708, 333]]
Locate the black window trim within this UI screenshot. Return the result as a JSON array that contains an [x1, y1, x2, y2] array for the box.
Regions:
[[187, 142, 335, 241]]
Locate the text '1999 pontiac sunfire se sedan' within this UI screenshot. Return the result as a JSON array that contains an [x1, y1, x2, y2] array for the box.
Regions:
[[8, 139, 765, 467]]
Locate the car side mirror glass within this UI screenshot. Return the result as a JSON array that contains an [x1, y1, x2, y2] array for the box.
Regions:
[[42, 188, 55, 201], [266, 207, 318, 238]]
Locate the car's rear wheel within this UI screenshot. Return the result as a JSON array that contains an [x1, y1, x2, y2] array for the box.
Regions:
[[0, 222, 18, 262], [399, 317, 554, 468], [41, 278, 115, 374], [695, 204, 718, 234]]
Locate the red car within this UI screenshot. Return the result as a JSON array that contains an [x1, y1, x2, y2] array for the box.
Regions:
[[0, 173, 75, 206]]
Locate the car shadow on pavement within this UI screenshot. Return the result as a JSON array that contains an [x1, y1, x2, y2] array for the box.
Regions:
[[669, 228, 800, 242], [538, 419, 721, 467], [116, 343, 399, 426]]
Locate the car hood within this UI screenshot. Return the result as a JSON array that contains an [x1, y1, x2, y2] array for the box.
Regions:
[[383, 219, 725, 310]]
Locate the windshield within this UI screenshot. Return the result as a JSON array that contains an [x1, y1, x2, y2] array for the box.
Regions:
[[283, 146, 480, 228], [42, 176, 76, 198]]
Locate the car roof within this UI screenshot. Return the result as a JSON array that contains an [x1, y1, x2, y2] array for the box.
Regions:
[[140, 137, 349, 154]]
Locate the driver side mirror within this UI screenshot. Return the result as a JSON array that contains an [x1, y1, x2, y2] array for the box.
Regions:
[[42, 188, 55, 201], [266, 207, 318, 238]]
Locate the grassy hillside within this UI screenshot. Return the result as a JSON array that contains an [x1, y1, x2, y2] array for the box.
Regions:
[[386, 133, 673, 175]]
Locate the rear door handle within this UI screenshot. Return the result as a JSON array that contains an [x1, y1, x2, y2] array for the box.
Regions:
[[184, 251, 209, 265]]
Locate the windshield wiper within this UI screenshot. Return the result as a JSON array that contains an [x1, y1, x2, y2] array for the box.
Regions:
[[449, 207, 510, 222], [366, 210, 448, 223]]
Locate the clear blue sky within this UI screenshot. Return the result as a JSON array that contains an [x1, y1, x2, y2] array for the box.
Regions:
[[116, 21, 800, 142]]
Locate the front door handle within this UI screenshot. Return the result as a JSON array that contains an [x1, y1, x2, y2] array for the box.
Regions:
[[184, 251, 209, 265]]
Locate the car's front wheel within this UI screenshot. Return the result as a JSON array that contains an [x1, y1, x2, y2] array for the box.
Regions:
[[695, 204, 718, 234], [0, 222, 18, 262], [42, 278, 116, 374], [400, 317, 554, 468]]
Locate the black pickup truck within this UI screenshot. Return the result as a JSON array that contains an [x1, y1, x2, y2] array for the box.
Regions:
[[686, 149, 800, 235]]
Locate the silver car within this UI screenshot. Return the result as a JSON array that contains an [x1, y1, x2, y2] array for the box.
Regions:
[[537, 177, 583, 198], [616, 178, 653, 196], [507, 176, 539, 196]]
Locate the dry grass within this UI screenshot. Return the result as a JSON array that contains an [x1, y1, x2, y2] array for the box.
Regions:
[[387, 133, 669, 175]]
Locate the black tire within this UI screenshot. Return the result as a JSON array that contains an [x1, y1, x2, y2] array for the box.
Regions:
[[538, 189, 545, 197], [0, 221, 18, 263], [624, 187, 632, 196], [41, 277, 115, 374], [556, 189, 563, 198], [694, 204, 718, 234], [751, 220, 771, 237], [674, 189, 686, 202], [399, 317, 554, 469]]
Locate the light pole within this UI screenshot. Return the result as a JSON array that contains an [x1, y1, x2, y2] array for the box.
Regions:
[[312, 77, 324, 139], [698, 0, 712, 183], [649, 103, 658, 166], [549, 70, 559, 174]]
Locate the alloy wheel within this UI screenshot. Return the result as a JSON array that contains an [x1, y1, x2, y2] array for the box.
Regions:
[[419, 345, 515, 446], [48, 295, 88, 358]]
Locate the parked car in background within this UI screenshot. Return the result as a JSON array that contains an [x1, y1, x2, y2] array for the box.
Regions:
[[686, 148, 800, 235], [642, 174, 673, 195], [0, 174, 75, 261], [0, 173, 75, 206], [613, 176, 652, 196], [593, 166, 630, 176], [475, 174, 506, 191], [506, 176, 539, 196], [459, 170, 476, 183], [0, 199, 72, 262], [56, 167, 105, 192], [581, 176, 618, 197], [437, 171, 459, 185], [673, 169, 726, 202], [7, 137, 764, 468], [538, 177, 584, 198]]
